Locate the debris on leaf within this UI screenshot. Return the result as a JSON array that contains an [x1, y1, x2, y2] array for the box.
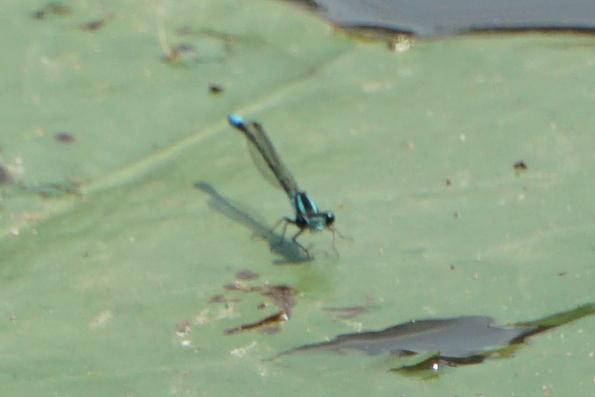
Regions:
[[32, 2, 72, 19], [54, 132, 75, 143], [209, 83, 224, 95], [235, 269, 259, 280], [514, 160, 528, 175]]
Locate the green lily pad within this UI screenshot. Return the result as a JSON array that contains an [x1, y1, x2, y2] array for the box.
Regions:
[[1, 0, 594, 396]]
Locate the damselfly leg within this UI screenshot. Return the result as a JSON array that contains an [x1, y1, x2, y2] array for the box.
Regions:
[[329, 226, 354, 258], [290, 228, 311, 258], [269, 217, 312, 257]]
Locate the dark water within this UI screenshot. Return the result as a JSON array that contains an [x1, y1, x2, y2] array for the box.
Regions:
[[290, 0, 595, 37], [279, 303, 595, 374]]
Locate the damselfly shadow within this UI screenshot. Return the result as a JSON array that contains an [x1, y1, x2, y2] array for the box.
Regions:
[[194, 182, 310, 264]]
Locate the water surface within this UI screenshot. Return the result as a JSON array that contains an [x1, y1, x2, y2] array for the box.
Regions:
[[291, 0, 595, 36]]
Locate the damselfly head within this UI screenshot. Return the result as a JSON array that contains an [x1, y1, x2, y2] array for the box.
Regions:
[[324, 211, 335, 227], [299, 212, 334, 232]]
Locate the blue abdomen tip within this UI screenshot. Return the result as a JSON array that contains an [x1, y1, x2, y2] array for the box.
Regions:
[[228, 114, 245, 128]]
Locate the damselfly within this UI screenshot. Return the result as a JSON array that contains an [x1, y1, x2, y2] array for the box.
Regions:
[[227, 114, 339, 257]]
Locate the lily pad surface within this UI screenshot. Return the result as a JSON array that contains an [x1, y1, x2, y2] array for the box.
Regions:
[[1, 0, 594, 396]]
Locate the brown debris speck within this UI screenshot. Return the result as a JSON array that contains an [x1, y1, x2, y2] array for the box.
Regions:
[[323, 297, 375, 320], [82, 19, 105, 31], [162, 43, 196, 64], [0, 163, 12, 185], [323, 305, 368, 320], [175, 320, 191, 337], [222, 284, 295, 336], [32, 2, 72, 19], [223, 281, 261, 292], [80, 13, 113, 31], [224, 311, 288, 335], [209, 295, 227, 303], [262, 285, 295, 316], [514, 161, 528, 175], [235, 269, 259, 280], [54, 132, 75, 143], [209, 83, 224, 95]]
